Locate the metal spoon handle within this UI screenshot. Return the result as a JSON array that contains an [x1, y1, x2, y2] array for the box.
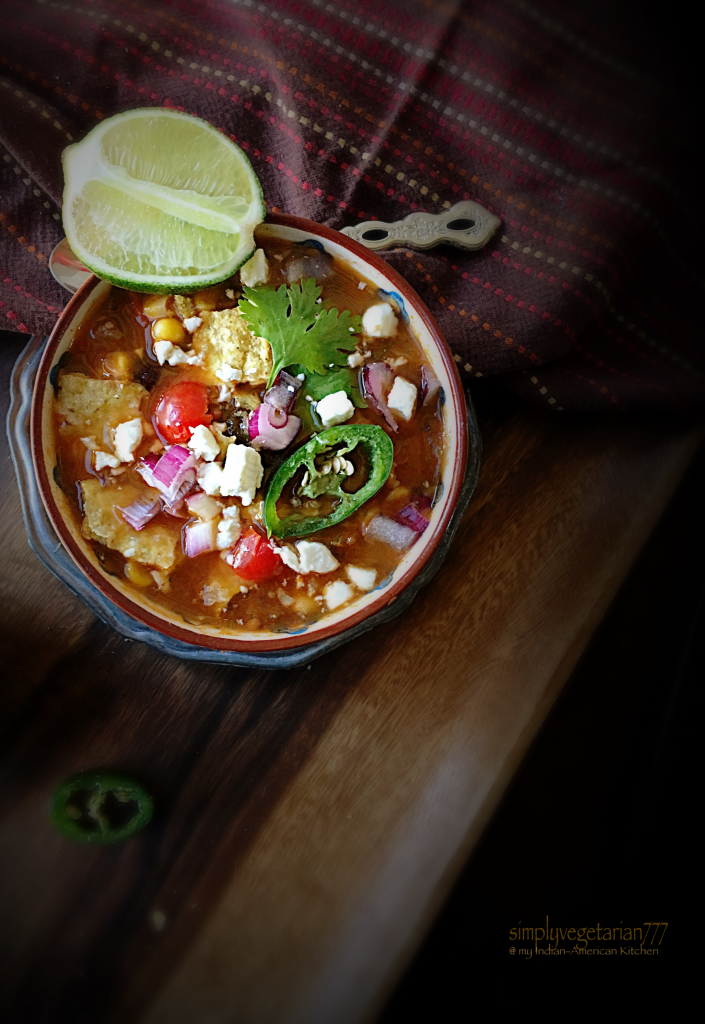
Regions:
[[340, 199, 501, 252]]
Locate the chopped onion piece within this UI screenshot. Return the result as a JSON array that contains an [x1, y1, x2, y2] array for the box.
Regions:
[[421, 365, 442, 406], [248, 404, 302, 450], [365, 515, 417, 550], [161, 476, 195, 517], [119, 496, 160, 531], [362, 362, 398, 431], [396, 502, 430, 534], [136, 451, 160, 487], [184, 518, 219, 557], [185, 490, 222, 521], [149, 445, 197, 503]]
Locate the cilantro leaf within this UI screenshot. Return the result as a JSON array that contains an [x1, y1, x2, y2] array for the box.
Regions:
[[238, 278, 362, 387], [288, 363, 367, 410]]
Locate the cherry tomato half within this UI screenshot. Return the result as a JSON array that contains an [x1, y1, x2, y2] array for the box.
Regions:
[[228, 528, 282, 583], [154, 381, 211, 445]]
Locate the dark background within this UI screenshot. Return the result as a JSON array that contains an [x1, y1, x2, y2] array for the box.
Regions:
[[379, 379, 702, 1009]]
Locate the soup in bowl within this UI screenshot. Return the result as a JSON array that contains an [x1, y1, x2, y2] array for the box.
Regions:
[[31, 215, 468, 653]]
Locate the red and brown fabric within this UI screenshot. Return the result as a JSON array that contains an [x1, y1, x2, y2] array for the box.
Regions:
[[1, 0, 703, 412]]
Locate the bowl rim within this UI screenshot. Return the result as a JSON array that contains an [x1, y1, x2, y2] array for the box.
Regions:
[[30, 212, 469, 652]]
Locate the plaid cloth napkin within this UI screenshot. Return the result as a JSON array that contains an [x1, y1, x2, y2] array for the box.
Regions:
[[1, 0, 703, 411]]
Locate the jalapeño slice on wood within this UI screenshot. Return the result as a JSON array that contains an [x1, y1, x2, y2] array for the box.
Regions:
[[50, 770, 153, 843]]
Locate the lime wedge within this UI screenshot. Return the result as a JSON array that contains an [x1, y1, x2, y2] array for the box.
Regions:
[[62, 108, 265, 292]]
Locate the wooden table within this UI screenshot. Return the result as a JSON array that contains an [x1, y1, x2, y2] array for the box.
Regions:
[[0, 330, 701, 1022]]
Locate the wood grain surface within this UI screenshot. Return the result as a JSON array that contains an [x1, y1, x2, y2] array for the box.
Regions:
[[0, 330, 701, 1023]]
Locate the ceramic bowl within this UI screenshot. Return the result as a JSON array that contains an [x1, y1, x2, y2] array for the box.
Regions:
[[30, 213, 472, 657]]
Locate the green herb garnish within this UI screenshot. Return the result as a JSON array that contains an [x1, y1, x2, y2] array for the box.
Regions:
[[238, 278, 361, 387]]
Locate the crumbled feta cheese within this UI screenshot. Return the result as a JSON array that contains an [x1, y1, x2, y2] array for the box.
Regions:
[[358, 281, 367, 290], [153, 340, 202, 366], [277, 546, 302, 572], [225, 289, 235, 300], [346, 565, 377, 591], [362, 302, 398, 338], [316, 389, 355, 428], [197, 460, 224, 496], [277, 588, 294, 607], [113, 418, 143, 463], [275, 540, 339, 574], [220, 444, 263, 506], [216, 363, 244, 382], [217, 384, 235, 403], [347, 350, 366, 368], [94, 450, 121, 471], [81, 436, 98, 449], [323, 580, 354, 610], [153, 340, 173, 365], [187, 424, 220, 462], [183, 315, 203, 333], [216, 506, 242, 549], [151, 570, 171, 592], [387, 376, 417, 421], [239, 248, 270, 288], [297, 541, 340, 574]]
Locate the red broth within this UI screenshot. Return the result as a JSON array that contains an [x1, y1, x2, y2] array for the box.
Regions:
[[52, 237, 446, 632]]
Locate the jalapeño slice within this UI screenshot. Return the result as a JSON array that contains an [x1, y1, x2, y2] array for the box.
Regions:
[[50, 770, 153, 844], [264, 424, 393, 539]]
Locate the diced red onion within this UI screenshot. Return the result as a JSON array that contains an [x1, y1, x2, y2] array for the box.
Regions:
[[420, 365, 442, 406], [136, 451, 160, 487], [365, 515, 417, 550], [248, 404, 302, 450], [147, 445, 197, 503], [264, 370, 302, 414], [119, 495, 160, 531], [184, 518, 218, 557], [185, 489, 221, 521], [396, 502, 430, 534], [362, 362, 398, 431], [161, 476, 195, 517]]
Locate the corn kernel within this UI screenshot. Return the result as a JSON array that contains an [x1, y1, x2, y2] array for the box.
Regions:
[[143, 294, 172, 318], [151, 317, 186, 343], [102, 350, 133, 380], [125, 560, 154, 587]]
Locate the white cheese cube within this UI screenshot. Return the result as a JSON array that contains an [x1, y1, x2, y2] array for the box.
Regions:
[[113, 418, 143, 462], [94, 450, 120, 471], [197, 461, 224, 496], [216, 363, 244, 382], [297, 541, 339, 574], [346, 565, 377, 591], [188, 424, 220, 462], [182, 315, 203, 333], [240, 248, 270, 288], [316, 389, 355, 428], [323, 580, 354, 610], [387, 376, 417, 421], [362, 302, 398, 338], [216, 507, 242, 550], [220, 444, 263, 506]]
